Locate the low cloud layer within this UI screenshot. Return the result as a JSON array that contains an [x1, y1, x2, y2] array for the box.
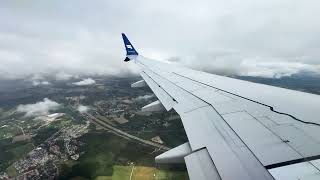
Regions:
[[77, 105, 90, 113], [180, 54, 320, 78], [17, 98, 61, 117], [32, 80, 50, 86], [55, 72, 75, 81], [29, 74, 51, 86], [72, 78, 96, 86], [134, 94, 155, 101], [0, 1, 320, 79]]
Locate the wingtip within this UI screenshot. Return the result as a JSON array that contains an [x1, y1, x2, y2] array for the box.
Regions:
[[121, 33, 139, 56]]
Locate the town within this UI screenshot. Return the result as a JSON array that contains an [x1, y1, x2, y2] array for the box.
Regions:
[[0, 77, 188, 179]]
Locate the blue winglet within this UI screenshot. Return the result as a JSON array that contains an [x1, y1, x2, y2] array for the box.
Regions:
[[122, 33, 138, 56]]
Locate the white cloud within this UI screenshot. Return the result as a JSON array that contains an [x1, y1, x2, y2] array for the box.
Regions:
[[42, 81, 50, 85], [72, 78, 96, 86], [29, 74, 51, 86], [55, 72, 74, 81], [17, 98, 61, 117], [32, 80, 50, 86], [79, 95, 86, 100], [134, 94, 155, 101], [77, 105, 90, 113]]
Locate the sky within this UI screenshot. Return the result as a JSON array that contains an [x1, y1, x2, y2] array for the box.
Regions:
[[0, 0, 320, 80]]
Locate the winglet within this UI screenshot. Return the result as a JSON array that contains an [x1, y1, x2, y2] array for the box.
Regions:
[[122, 33, 138, 57]]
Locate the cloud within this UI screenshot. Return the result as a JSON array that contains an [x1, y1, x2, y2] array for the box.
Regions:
[[72, 78, 96, 86], [32, 80, 50, 86], [29, 74, 51, 86], [77, 105, 90, 113], [17, 98, 61, 117], [0, 1, 320, 79], [55, 72, 75, 81], [134, 94, 155, 101], [238, 59, 320, 78], [180, 53, 320, 78]]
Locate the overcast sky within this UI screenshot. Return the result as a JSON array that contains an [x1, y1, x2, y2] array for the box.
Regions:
[[0, 0, 320, 80]]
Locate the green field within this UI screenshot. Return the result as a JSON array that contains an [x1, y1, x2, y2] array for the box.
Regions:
[[6, 164, 18, 177], [59, 131, 188, 180], [9, 142, 33, 158], [33, 126, 59, 145], [0, 125, 20, 140], [0, 139, 34, 173], [94, 165, 188, 180]]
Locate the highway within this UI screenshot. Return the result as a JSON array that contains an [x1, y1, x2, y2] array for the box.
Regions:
[[82, 113, 170, 151]]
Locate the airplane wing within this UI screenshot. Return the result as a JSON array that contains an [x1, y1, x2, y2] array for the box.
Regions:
[[121, 33, 320, 180]]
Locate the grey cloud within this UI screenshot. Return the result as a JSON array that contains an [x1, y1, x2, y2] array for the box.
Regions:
[[179, 51, 320, 78], [0, 0, 319, 79]]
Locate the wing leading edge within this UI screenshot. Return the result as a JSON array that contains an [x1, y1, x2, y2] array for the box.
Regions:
[[121, 34, 320, 180]]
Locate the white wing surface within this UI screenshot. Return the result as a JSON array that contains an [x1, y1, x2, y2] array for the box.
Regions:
[[121, 33, 320, 180]]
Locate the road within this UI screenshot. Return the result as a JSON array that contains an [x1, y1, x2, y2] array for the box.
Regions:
[[82, 113, 170, 151], [129, 166, 135, 180]]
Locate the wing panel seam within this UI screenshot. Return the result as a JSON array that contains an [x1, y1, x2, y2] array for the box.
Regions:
[[173, 72, 320, 127]]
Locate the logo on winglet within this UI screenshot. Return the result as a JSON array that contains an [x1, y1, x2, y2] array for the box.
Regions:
[[126, 45, 133, 49]]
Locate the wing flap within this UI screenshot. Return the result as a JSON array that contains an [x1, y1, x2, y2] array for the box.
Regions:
[[269, 159, 320, 180], [184, 148, 221, 180], [180, 106, 274, 180], [223, 111, 302, 165]]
